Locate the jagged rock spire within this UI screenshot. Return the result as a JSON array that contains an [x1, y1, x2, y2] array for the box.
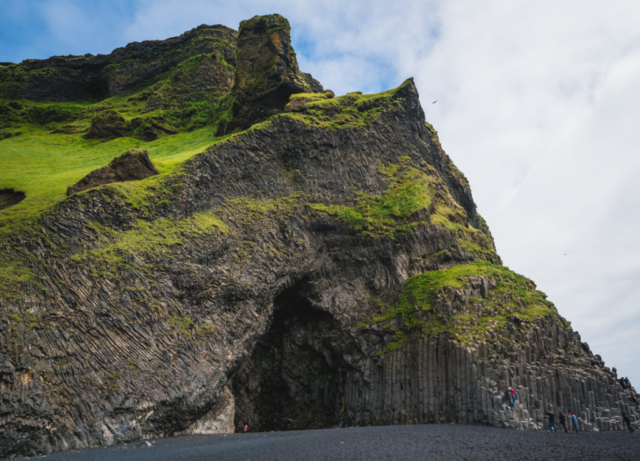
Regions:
[[219, 14, 323, 134]]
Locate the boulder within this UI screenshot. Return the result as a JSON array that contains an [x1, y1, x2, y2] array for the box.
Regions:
[[283, 98, 308, 113], [66, 148, 158, 195], [83, 110, 129, 141], [130, 115, 178, 141]]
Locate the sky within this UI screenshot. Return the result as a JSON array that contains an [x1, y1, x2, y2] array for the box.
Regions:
[[1, 0, 639, 386]]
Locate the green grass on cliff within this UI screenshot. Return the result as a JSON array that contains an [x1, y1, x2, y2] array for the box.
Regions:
[[309, 155, 480, 241], [0, 124, 222, 232], [0, 101, 225, 300], [71, 213, 228, 277], [282, 83, 407, 130], [367, 261, 565, 352]]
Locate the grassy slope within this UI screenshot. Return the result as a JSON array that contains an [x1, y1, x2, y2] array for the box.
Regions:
[[0, 123, 221, 231]]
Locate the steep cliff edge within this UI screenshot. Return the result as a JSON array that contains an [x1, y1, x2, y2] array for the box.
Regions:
[[0, 15, 637, 458]]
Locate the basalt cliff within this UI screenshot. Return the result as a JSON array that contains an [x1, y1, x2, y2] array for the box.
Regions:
[[0, 14, 637, 458]]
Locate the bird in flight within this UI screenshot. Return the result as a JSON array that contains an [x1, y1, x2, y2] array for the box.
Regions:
[[432, 100, 437, 104]]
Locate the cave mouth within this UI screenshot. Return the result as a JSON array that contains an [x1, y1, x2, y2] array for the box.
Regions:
[[0, 189, 26, 210], [231, 280, 348, 432]]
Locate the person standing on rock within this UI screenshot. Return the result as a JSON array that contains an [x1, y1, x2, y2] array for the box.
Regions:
[[559, 411, 568, 433], [622, 413, 634, 433], [508, 387, 516, 407], [547, 410, 557, 432], [570, 411, 579, 433]]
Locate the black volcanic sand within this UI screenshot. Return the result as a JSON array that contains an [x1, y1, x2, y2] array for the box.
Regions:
[[30, 424, 639, 461]]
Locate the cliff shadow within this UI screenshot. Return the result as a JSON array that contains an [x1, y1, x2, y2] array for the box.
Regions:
[[0, 189, 25, 210]]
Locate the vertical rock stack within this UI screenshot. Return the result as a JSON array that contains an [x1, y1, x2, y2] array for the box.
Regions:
[[217, 14, 323, 134]]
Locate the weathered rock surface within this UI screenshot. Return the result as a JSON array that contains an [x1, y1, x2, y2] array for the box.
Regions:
[[0, 25, 237, 102], [0, 15, 637, 459], [145, 52, 235, 111], [129, 115, 178, 141], [66, 148, 158, 196]]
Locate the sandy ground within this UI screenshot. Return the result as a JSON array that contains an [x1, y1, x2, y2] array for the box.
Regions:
[[20, 424, 640, 461]]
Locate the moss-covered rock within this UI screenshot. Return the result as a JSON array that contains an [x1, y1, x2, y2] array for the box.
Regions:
[[129, 114, 178, 141], [0, 25, 237, 102], [67, 148, 158, 196], [83, 110, 129, 141]]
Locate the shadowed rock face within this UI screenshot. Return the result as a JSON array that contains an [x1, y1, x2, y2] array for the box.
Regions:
[[0, 15, 638, 459], [0, 189, 25, 210], [67, 148, 159, 196]]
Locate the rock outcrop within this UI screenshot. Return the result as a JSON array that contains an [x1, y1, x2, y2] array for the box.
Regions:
[[216, 14, 323, 134], [0, 15, 637, 459], [66, 148, 158, 196], [83, 110, 129, 141]]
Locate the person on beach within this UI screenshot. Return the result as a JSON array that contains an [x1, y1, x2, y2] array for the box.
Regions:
[[547, 410, 557, 432], [570, 411, 579, 433], [622, 413, 634, 433], [508, 387, 516, 407], [559, 411, 568, 433], [347, 411, 353, 428], [243, 424, 248, 433]]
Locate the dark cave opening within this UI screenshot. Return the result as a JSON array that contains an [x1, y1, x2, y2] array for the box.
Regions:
[[231, 280, 348, 432]]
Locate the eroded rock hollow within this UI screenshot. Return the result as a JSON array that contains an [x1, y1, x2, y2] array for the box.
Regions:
[[0, 14, 637, 458]]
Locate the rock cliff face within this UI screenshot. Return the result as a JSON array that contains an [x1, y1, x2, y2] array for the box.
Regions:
[[0, 15, 637, 458], [0, 24, 237, 102]]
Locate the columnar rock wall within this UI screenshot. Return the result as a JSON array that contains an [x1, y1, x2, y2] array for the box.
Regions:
[[232, 277, 638, 434], [343, 320, 638, 431]]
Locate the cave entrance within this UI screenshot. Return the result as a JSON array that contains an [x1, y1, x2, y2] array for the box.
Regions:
[[0, 189, 25, 210], [231, 280, 346, 432]]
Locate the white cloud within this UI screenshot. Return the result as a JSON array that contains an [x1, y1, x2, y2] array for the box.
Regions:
[[416, 0, 640, 384]]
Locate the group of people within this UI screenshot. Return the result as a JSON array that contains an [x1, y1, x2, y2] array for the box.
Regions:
[[547, 409, 634, 434], [508, 385, 636, 434], [619, 376, 633, 390], [546, 410, 580, 433]]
